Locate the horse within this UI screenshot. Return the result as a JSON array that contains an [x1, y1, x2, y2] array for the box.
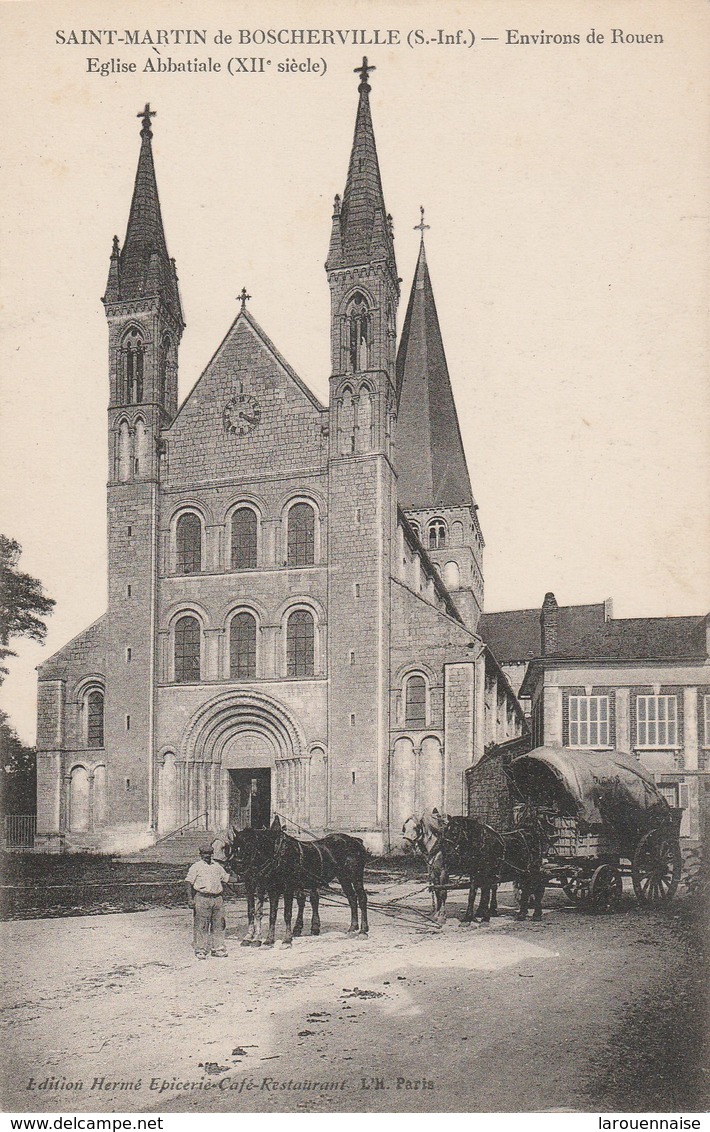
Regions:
[[402, 810, 493, 924], [273, 826, 369, 936], [211, 818, 320, 947], [403, 805, 553, 924], [472, 802, 555, 923]]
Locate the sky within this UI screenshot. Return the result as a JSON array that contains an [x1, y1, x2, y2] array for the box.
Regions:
[[1, 0, 708, 743]]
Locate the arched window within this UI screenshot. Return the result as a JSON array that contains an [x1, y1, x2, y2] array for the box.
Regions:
[[69, 766, 90, 833], [87, 690, 104, 748], [134, 419, 149, 477], [123, 328, 145, 405], [405, 674, 427, 728], [287, 503, 315, 567], [118, 420, 132, 482], [357, 386, 373, 452], [174, 616, 201, 683], [287, 610, 315, 677], [443, 561, 461, 590], [409, 520, 420, 540], [428, 520, 447, 550], [346, 292, 370, 372], [176, 513, 202, 574], [159, 333, 171, 407], [231, 508, 257, 570], [230, 612, 257, 679], [452, 521, 464, 546], [339, 386, 355, 455]]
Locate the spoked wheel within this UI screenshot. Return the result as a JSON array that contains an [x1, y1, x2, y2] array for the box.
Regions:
[[590, 864, 623, 913], [560, 872, 590, 907], [632, 830, 682, 905]]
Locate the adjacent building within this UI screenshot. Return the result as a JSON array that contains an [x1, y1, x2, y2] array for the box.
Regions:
[[480, 593, 710, 840]]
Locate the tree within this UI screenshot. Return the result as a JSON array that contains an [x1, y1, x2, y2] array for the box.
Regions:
[[0, 536, 55, 682], [0, 710, 36, 815]]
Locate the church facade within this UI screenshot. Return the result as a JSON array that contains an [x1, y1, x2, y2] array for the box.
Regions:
[[35, 65, 526, 854]]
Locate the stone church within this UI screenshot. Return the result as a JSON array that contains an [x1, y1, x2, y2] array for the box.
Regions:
[[35, 63, 525, 853]]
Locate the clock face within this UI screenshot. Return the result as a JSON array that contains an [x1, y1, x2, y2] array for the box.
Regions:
[[223, 393, 261, 436]]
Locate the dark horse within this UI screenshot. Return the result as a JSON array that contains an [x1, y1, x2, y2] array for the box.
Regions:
[[211, 818, 320, 948], [403, 805, 552, 924], [273, 825, 370, 936]]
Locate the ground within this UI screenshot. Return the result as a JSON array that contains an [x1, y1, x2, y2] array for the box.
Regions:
[[1, 872, 707, 1114]]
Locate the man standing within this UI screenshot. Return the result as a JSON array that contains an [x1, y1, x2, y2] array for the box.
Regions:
[[185, 844, 230, 959]]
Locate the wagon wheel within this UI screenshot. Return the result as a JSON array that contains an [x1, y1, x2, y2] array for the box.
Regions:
[[590, 864, 623, 914], [560, 872, 590, 906], [631, 830, 682, 905]]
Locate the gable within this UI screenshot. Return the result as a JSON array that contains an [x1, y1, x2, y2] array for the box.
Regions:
[[164, 313, 326, 488]]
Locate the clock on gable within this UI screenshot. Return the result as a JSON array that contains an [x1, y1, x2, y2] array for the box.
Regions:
[[223, 387, 261, 436]]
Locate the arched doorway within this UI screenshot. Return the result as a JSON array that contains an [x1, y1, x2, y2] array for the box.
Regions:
[[179, 691, 307, 832], [222, 731, 276, 830]]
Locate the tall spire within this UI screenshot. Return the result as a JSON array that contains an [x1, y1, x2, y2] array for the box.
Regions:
[[328, 58, 396, 275], [395, 233, 474, 509], [104, 104, 182, 324]]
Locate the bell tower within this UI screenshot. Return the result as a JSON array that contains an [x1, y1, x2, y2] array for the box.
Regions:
[[325, 61, 400, 850], [100, 105, 184, 839]]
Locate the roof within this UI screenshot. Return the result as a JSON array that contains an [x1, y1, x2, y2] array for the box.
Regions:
[[327, 74, 395, 275], [103, 107, 182, 324], [480, 603, 709, 665], [511, 746, 667, 824], [479, 603, 606, 664], [395, 239, 474, 510]]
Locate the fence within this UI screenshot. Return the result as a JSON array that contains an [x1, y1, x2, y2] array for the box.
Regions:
[[4, 814, 36, 849]]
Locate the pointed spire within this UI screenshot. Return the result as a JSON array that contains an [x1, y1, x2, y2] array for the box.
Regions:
[[395, 236, 474, 509], [334, 58, 396, 273], [105, 105, 182, 323]]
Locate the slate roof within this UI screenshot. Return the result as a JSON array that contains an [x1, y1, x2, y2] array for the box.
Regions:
[[327, 77, 395, 274], [394, 239, 474, 510], [480, 603, 709, 664], [104, 109, 182, 324]]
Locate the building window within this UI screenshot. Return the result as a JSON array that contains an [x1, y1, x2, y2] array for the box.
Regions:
[[123, 328, 144, 404], [346, 292, 370, 372], [230, 612, 257, 679], [176, 513, 202, 574], [287, 610, 314, 677], [287, 503, 315, 567], [159, 333, 171, 407], [405, 675, 427, 728], [86, 690, 104, 748], [409, 520, 420, 540], [428, 520, 446, 550], [231, 508, 257, 570], [568, 695, 609, 748], [636, 695, 678, 748], [174, 615, 201, 683]]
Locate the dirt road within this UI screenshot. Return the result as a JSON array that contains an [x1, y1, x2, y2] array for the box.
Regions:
[[1, 882, 705, 1113]]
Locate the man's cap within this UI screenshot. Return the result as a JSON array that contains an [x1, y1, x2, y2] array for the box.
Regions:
[[199, 844, 213, 855]]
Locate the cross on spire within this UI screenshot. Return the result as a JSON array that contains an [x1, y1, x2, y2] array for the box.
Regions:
[[238, 286, 251, 310], [138, 103, 156, 138], [355, 56, 375, 93], [414, 206, 430, 242]]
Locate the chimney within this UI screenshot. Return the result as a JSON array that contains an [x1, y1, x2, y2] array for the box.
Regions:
[[541, 592, 559, 655]]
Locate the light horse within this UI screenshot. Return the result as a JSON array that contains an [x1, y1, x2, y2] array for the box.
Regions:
[[211, 818, 320, 947], [402, 810, 491, 924], [403, 805, 553, 924]]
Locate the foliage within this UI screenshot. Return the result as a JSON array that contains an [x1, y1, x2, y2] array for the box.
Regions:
[[0, 710, 36, 815], [0, 535, 55, 682]]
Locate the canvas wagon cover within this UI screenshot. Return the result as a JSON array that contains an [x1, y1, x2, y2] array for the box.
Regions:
[[510, 747, 668, 826]]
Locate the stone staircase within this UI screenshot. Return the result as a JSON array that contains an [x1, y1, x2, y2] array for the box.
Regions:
[[124, 828, 216, 865]]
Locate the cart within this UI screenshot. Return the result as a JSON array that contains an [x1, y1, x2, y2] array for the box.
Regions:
[[508, 747, 683, 913]]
